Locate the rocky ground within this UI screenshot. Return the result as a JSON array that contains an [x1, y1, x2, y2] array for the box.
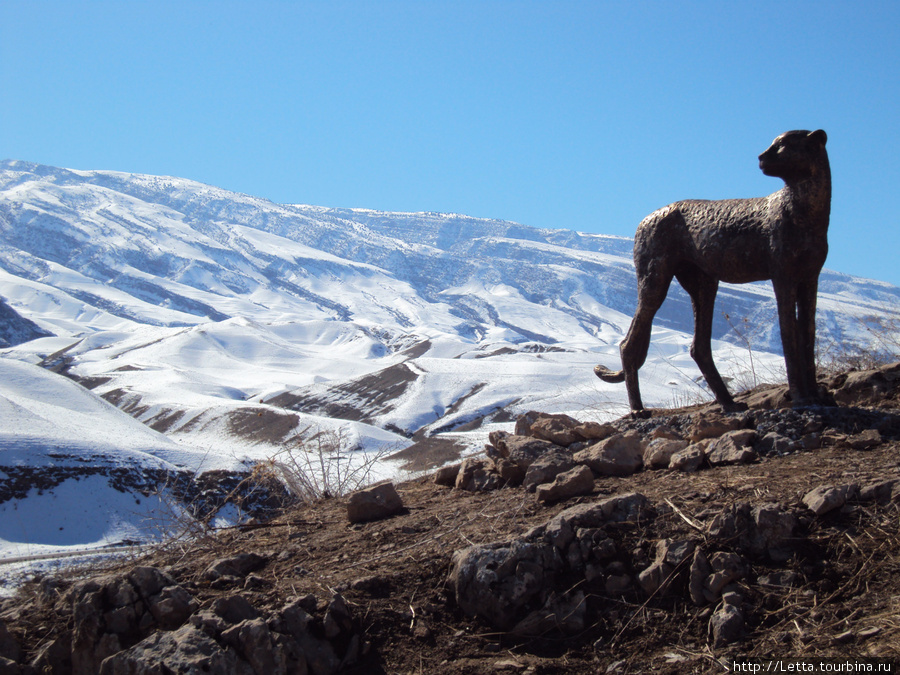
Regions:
[[2, 365, 900, 674]]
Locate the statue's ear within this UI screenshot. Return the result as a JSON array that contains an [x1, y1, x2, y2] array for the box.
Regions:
[[808, 129, 827, 146]]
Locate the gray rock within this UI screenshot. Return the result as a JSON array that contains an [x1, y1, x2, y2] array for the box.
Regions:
[[706, 552, 747, 596], [859, 479, 900, 503], [510, 591, 587, 636], [750, 503, 797, 559], [669, 444, 706, 472], [205, 553, 267, 581], [523, 451, 577, 492], [689, 549, 712, 606], [493, 456, 528, 486], [277, 600, 340, 675], [543, 493, 651, 551], [449, 540, 561, 630], [573, 421, 617, 441], [454, 457, 502, 492], [433, 463, 460, 487], [656, 539, 696, 567], [513, 410, 541, 436], [210, 595, 262, 624], [643, 439, 688, 469], [604, 574, 632, 595], [830, 362, 900, 406], [707, 430, 758, 466], [221, 618, 287, 675], [494, 435, 562, 462], [536, 465, 594, 504], [148, 585, 198, 630], [528, 413, 584, 446], [756, 432, 795, 456], [323, 594, 353, 639], [30, 634, 72, 674], [710, 604, 744, 647], [573, 431, 644, 476], [637, 561, 674, 596], [847, 429, 881, 450], [99, 624, 254, 675], [128, 566, 174, 599], [688, 413, 745, 442], [803, 484, 858, 516], [347, 481, 404, 523]]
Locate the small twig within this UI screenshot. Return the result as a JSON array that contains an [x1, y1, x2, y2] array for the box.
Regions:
[[664, 498, 707, 535]]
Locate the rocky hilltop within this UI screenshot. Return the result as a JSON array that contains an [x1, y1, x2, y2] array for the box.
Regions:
[[1, 364, 900, 674]]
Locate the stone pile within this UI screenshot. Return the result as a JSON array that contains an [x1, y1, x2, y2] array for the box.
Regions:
[[439, 394, 900, 648], [2, 559, 362, 675], [447, 476, 899, 647], [434, 401, 894, 504]]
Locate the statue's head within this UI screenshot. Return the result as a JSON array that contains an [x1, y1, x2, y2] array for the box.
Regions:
[[758, 129, 828, 180]]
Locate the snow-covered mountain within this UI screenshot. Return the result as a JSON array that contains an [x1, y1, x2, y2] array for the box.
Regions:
[[1, 159, 899, 565]]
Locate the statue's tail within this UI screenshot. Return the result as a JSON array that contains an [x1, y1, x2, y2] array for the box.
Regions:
[[594, 364, 625, 383]]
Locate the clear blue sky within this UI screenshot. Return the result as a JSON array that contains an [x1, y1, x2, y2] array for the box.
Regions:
[[2, 1, 899, 286]]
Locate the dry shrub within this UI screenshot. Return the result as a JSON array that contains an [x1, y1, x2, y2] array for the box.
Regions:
[[817, 315, 900, 376], [254, 425, 393, 505]]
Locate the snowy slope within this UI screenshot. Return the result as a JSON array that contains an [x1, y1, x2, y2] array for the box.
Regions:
[[0, 358, 217, 567]]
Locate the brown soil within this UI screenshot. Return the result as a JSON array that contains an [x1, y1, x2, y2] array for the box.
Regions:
[[4, 388, 900, 673]]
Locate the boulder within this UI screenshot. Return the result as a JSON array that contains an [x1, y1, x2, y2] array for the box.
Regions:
[[510, 591, 587, 637], [205, 553, 268, 581], [749, 504, 797, 560], [210, 595, 262, 625], [572, 421, 616, 441], [643, 438, 688, 469], [803, 484, 858, 516], [528, 413, 584, 446], [433, 463, 460, 487], [346, 481, 404, 523], [829, 362, 900, 406], [859, 479, 900, 503], [756, 432, 795, 456], [98, 624, 255, 675], [220, 618, 287, 675], [669, 444, 706, 472], [514, 410, 541, 436], [573, 431, 644, 476], [847, 429, 882, 450], [535, 465, 594, 504], [523, 451, 577, 492], [637, 561, 674, 597], [706, 430, 757, 466], [688, 549, 712, 606], [706, 552, 747, 596], [710, 604, 744, 647], [449, 540, 562, 630], [455, 457, 502, 492], [494, 435, 563, 462], [688, 413, 745, 442]]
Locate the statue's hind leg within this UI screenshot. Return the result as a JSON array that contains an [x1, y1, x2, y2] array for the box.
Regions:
[[677, 269, 744, 411]]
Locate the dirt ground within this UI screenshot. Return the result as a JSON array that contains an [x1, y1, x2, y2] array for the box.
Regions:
[[4, 385, 900, 674]]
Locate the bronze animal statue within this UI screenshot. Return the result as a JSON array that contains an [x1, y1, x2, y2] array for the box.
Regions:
[[595, 129, 831, 415]]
